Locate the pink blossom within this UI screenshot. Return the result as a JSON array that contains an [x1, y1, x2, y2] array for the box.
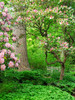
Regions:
[[58, 37, 60, 39], [0, 58, 4, 64], [18, 60, 20, 63], [7, 50, 11, 55], [8, 21, 11, 25], [50, 47, 54, 51], [33, 9, 37, 13], [48, 38, 50, 40], [4, 32, 9, 37], [0, 52, 4, 58], [4, 37, 9, 42], [10, 53, 15, 58], [4, 7, 8, 13], [2, 12, 7, 17], [7, 14, 12, 20], [0, 2, 4, 5], [59, 21, 63, 24], [26, 10, 29, 13], [1, 64, 6, 71], [11, 46, 15, 51], [0, 32, 3, 36], [66, 22, 69, 25], [15, 63, 19, 67], [70, 46, 73, 48], [1, 27, 4, 31], [59, 11, 62, 13], [8, 61, 14, 68], [5, 43, 11, 48], [6, 27, 10, 31], [2, 49, 7, 54], [12, 37, 16, 41], [13, 57, 17, 61], [1, 21, 5, 25], [0, 2, 4, 8], [50, 15, 54, 19]]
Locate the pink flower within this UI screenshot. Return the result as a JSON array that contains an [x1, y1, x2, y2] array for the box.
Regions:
[[11, 46, 15, 51], [4, 7, 8, 13], [12, 37, 16, 41], [26, 10, 29, 13], [66, 22, 69, 25], [1, 21, 5, 25], [8, 61, 14, 68], [7, 50, 11, 55], [58, 37, 60, 39], [6, 27, 10, 31], [50, 15, 54, 19], [2, 12, 7, 17], [1, 64, 6, 71], [2, 49, 7, 54], [0, 2, 4, 8], [0, 52, 4, 58], [0, 2, 4, 5], [15, 63, 19, 67], [4, 32, 9, 37], [7, 14, 12, 20], [33, 9, 37, 13], [4, 37, 9, 42], [18, 60, 20, 63], [10, 53, 15, 58], [50, 47, 54, 51], [0, 58, 4, 64], [48, 38, 50, 40], [8, 21, 11, 25], [5, 43, 11, 48], [13, 57, 17, 61], [0, 32, 3, 36], [59, 21, 63, 24]]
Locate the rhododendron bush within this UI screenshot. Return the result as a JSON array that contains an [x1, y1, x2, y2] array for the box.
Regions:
[[0, 2, 20, 71]]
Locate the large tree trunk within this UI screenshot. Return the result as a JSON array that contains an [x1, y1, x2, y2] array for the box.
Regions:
[[60, 63, 65, 80], [13, 24, 30, 71]]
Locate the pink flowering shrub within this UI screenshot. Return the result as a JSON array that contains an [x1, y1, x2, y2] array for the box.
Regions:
[[0, 2, 20, 71]]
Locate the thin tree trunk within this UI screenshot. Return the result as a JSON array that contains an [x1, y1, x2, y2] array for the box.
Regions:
[[60, 63, 65, 80], [13, 24, 30, 71]]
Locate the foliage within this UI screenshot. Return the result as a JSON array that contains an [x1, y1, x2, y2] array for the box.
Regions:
[[0, 83, 74, 100], [0, 2, 20, 71], [0, 69, 75, 95]]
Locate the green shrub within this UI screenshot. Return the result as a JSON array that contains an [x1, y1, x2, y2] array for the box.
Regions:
[[0, 84, 74, 100]]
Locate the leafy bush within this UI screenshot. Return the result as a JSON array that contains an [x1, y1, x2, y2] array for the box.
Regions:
[[0, 69, 75, 95], [0, 83, 74, 100]]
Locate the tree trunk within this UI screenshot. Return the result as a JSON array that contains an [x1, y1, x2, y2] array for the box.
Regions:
[[13, 24, 30, 71], [60, 63, 65, 80]]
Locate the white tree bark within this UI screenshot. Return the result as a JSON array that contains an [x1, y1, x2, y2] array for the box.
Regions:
[[13, 24, 30, 71]]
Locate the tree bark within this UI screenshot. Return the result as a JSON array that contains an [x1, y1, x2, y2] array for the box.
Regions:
[[60, 63, 65, 80], [13, 24, 30, 71]]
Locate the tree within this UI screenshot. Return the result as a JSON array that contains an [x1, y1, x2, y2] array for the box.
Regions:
[[10, 0, 75, 79], [10, 0, 30, 70], [25, 1, 75, 80], [41, 5, 75, 80], [13, 24, 30, 71]]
